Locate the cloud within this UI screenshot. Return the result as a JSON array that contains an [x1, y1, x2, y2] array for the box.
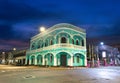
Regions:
[[0, 0, 120, 51], [0, 39, 29, 50]]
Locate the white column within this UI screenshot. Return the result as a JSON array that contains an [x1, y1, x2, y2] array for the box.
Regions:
[[25, 58, 27, 65], [54, 56, 57, 66], [67, 58, 70, 66], [42, 57, 45, 65], [35, 56, 37, 65], [85, 54, 87, 66], [29, 56, 31, 65], [70, 56, 73, 66], [29, 59, 31, 65]]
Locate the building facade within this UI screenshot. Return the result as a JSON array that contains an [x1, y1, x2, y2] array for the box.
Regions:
[[6, 50, 26, 65], [0, 49, 26, 65], [26, 23, 87, 67]]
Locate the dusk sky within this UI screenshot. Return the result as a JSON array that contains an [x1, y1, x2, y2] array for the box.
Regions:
[[0, 0, 120, 51]]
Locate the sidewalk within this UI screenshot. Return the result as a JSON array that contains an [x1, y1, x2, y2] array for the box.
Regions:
[[0, 64, 87, 70]]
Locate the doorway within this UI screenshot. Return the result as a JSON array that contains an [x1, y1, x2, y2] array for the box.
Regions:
[[60, 55, 67, 66]]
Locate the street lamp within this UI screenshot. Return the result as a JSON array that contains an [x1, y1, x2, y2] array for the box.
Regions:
[[39, 26, 45, 32], [100, 42, 104, 45], [13, 48, 16, 51], [100, 42, 107, 66], [96, 46, 100, 67], [96, 42, 104, 67]]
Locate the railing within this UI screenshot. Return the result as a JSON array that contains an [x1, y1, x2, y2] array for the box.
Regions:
[[26, 44, 86, 54]]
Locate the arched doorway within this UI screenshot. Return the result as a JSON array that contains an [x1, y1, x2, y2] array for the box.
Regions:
[[31, 56, 35, 65], [60, 55, 67, 66], [37, 55, 42, 65], [56, 52, 71, 67], [74, 53, 85, 66], [44, 53, 54, 66], [26, 55, 30, 65]]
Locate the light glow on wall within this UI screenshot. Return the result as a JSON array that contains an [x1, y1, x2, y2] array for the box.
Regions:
[[102, 51, 106, 58]]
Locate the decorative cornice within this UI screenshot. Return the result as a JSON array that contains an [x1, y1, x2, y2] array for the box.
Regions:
[[31, 23, 86, 41]]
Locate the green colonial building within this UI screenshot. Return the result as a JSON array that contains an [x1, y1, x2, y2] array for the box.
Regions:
[[26, 23, 87, 67]]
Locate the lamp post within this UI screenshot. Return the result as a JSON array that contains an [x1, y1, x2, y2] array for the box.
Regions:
[[100, 42, 107, 66], [96, 46, 100, 67], [96, 42, 104, 67]]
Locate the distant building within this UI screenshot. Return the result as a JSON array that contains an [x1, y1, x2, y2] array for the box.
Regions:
[[87, 44, 120, 66], [0, 52, 6, 64], [7, 50, 26, 65], [26, 23, 87, 67]]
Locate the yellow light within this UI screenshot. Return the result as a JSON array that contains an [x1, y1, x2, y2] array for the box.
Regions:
[[13, 48, 16, 51], [2, 52, 5, 54], [40, 26, 45, 32]]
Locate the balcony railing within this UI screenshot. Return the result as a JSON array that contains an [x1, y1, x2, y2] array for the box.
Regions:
[[26, 44, 86, 54]]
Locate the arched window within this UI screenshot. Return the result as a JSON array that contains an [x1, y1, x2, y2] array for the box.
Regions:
[[32, 45, 34, 49], [37, 40, 41, 49], [61, 37, 67, 43], [50, 40, 53, 45], [82, 40, 84, 46], [77, 56, 79, 63], [38, 45, 40, 48], [45, 43, 47, 47], [50, 55, 53, 63], [72, 39, 74, 44], [41, 43, 43, 48], [31, 43, 35, 50], [76, 40, 79, 45]]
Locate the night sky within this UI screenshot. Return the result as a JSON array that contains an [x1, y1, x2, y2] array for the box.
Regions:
[[0, 0, 120, 51]]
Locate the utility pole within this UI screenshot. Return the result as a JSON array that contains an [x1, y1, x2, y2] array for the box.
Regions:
[[88, 44, 91, 67], [91, 44, 95, 67]]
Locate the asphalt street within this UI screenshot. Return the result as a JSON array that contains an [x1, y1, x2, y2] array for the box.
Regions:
[[0, 65, 120, 83]]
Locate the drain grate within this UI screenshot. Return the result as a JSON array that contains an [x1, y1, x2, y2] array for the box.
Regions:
[[23, 75, 35, 79], [105, 79, 110, 80]]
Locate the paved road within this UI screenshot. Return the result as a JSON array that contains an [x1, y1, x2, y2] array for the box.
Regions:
[[0, 65, 120, 83]]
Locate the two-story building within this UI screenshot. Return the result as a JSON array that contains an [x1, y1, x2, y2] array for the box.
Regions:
[[26, 23, 87, 67]]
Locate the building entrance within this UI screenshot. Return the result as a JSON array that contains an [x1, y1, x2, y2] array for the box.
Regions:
[[60, 55, 67, 66]]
